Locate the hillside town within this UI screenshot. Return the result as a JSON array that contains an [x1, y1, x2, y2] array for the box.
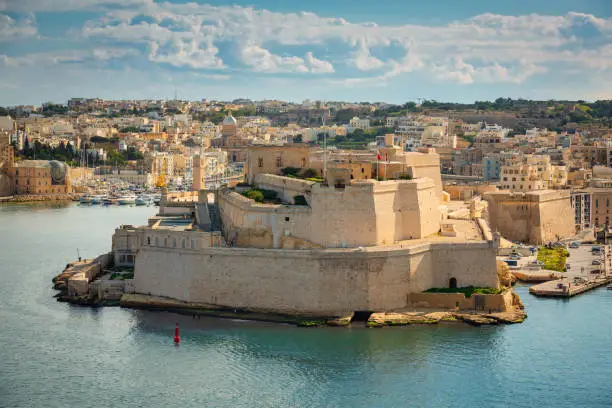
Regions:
[[1, 97, 612, 246]]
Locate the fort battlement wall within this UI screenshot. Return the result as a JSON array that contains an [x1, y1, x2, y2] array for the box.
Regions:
[[485, 190, 574, 244], [254, 174, 314, 204], [133, 240, 499, 316], [219, 177, 441, 249]]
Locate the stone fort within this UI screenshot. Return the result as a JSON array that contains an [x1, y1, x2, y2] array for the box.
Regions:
[[112, 147, 502, 317]]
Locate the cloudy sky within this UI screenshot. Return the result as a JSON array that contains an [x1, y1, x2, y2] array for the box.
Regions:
[[1, 0, 611, 105]]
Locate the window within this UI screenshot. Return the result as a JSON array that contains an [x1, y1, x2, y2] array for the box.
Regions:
[[596, 199, 599, 208], [257, 157, 263, 168], [275, 157, 282, 168], [285, 217, 290, 222], [300, 158, 306, 168], [147, 237, 151, 245]]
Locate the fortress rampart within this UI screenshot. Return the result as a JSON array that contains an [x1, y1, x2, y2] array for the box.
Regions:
[[219, 177, 442, 249], [485, 190, 574, 244], [133, 240, 498, 316]]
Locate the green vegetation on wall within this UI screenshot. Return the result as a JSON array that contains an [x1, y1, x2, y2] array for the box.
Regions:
[[424, 287, 502, 297]]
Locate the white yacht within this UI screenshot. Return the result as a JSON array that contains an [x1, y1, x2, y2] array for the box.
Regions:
[[117, 195, 137, 205]]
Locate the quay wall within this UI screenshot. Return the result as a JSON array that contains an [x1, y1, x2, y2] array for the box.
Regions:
[[133, 241, 498, 316]]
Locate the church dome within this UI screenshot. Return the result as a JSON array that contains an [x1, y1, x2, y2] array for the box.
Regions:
[[49, 160, 68, 185], [222, 114, 237, 126]]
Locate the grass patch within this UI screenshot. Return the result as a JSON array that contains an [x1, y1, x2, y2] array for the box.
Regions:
[[537, 246, 569, 272], [424, 286, 502, 297], [241, 188, 279, 203], [110, 272, 134, 280]]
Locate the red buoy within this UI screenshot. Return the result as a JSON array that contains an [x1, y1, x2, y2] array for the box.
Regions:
[[174, 323, 180, 344]]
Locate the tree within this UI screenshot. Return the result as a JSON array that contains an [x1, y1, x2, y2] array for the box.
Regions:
[[24, 136, 29, 150]]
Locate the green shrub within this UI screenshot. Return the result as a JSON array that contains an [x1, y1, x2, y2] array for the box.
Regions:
[[243, 189, 264, 202], [424, 286, 502, 297], [282, 167, 301, 177], [242, 188, 277, 203], [260, 189, 278, 201]]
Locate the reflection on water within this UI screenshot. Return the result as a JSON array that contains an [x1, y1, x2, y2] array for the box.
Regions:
[[0, 203, 610, 408]]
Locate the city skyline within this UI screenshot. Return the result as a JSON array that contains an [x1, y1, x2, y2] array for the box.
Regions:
[[1, 0, 611, 105]]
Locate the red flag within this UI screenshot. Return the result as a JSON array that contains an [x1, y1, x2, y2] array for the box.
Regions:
[[377, 152, 381, 161], [385, 153, 389, 162]]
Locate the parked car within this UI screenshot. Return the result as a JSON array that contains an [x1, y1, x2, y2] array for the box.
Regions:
[[566, 263, 571, 270], [510, 254, 521, 260], [592, 260, 601, 265], [569, 242, 580, 248]]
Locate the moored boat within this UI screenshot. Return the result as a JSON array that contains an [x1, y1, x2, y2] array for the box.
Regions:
[[135, 196, 150, 206], [79, 195, 93, 204], [117, 195, 137, 205]]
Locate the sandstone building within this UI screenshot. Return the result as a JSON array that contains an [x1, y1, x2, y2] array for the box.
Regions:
[[485, 190, 575, 244]]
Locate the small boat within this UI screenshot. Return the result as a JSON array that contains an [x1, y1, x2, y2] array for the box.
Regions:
[[91, 195, 105, 205], [79, 195, 93, 204], [135, 196, 150, 206], [607, 284, 612, 290], [103, 197, 118, 205], [118, 195, 137, 205]]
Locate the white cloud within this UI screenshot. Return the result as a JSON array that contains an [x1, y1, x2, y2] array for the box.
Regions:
[[305, 52, 334, 73], [0, 0, 148, 12], [240, 44, 333, 74], [148, 38, 224, 69], [241, 44, 308, 73], [1, 48, 139, 68], [5, 2, 612, 87], [0, 13, 36, 41], [353, 43, 385, 71], [79, 4, 612, 83]]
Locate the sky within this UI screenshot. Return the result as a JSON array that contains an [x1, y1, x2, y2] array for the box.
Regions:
[[0, 0, 611, 105]]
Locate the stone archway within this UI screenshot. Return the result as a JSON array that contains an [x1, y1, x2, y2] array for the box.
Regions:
[[449, 277, 457, 289]]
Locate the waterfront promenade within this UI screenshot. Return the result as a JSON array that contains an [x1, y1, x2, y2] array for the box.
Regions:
[[530, 244, 612, 297]]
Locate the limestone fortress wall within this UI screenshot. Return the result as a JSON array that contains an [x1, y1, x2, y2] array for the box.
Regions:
[[133, 240, 498, 316], [485, 190, 575, 244], [220, 175, 442, 249]]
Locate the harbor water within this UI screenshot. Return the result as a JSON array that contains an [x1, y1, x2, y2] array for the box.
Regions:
[[0, 203, 610, 408]]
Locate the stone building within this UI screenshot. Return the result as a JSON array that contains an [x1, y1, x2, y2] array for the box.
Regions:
[[8, 160, 71, 195], [220, 174, 442, 249], [484, 190, 574, 244], [245, 144, 443, 199]]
